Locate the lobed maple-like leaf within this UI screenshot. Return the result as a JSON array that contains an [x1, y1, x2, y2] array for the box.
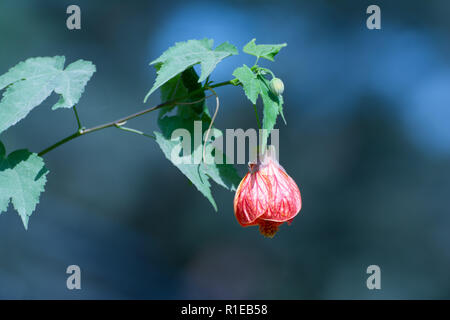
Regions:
[[0, 141, 49, 229], [153, 66, 241, 210], [243, 39, 287, 62], [0, 56, 95, 134], [144, 39, 237, 102], [155, 116, 241, 211], [232, 65, 260, 104]]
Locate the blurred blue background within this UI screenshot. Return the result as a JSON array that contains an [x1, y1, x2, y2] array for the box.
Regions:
[[1, 0, 450, 299]]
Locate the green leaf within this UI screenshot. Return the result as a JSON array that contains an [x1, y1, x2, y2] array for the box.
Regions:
[[144, 39, 238, 102], [233, 64, 284, 150], [154, 65, 240, 210], [0, 56, 95, 134], [0, 141, 49, 229], [160, 74, 188, 103], [203, 154, 241, 191], [243, 39, 287, 62], [258, 75, 283, 150], [158, 73, 189, 118], [158, 66, 207, 119], [215, 41, 239, 55], [52, 59, 96, 110], [232, 65, 260, 104], [155, 115, 240, 211], [179, 67, 206, 117], [155, 129, 217, 210]]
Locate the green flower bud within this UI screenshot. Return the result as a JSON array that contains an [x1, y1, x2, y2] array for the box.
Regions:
[[269, 78, 284, 96]]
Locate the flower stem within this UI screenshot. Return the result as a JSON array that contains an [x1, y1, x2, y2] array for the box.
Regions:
[[38, 80, 233, 157], [253, 104, 261, 130], [258, 67, 276, 79]]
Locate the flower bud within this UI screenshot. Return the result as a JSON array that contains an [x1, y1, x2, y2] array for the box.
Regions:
[[269, 78, 284, 96], [233, 146, 301, 238]]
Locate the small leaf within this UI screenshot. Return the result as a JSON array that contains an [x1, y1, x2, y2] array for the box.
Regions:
[[243, 39, 287, 61], [0, 141, 49, 229], [232, 65, 260, 104], [0, 56, 96, 134], [144, 39, 237, 102]]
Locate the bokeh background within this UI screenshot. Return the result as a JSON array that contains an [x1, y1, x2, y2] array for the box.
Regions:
[[1, 0, 450, 299]]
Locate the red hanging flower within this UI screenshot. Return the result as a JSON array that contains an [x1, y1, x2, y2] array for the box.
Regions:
[[233, 147, 302, 238]]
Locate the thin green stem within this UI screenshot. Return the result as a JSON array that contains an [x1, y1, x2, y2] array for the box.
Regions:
[[38, 80, 233, 157], [204, 75, 210, 87], [202, 88, 220, 164], [114, 124, 155, 140], [38, 132, 81, 156], [209, 80, 232, 89], [253, 104, 261, 130], [257, 67, 276, 79], [73, 106, 82, 130]]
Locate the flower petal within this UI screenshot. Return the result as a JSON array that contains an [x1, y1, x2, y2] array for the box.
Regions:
[[259, 160, 301, 222], [234, 170, 271, 226]]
